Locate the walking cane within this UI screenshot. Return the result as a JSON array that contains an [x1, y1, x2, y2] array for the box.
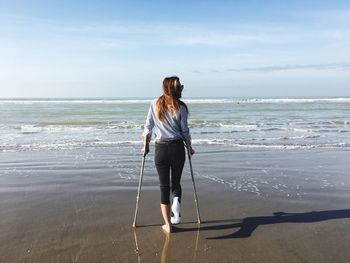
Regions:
[[185, 141, 202, 224], [132, 153, 146, 227]]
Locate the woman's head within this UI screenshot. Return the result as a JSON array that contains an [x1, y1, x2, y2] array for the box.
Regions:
[[156, 76, 187, 122], [162, 76, 183, 99]]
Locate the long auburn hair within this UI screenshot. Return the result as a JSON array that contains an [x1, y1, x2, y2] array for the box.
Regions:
[[156, 76, 188, 122]]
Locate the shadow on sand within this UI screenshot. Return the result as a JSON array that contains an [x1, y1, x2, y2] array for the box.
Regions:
[[175, 209, 350, 239]]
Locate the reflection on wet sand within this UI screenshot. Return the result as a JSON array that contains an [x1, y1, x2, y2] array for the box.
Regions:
[[133, 226, 201, 262], [160, 232, 170, 263], [133, 230, 141, 263]]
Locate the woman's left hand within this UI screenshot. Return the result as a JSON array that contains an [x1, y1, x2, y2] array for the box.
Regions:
[[190, 147, 195, 155], [141, 143, 150, 157]]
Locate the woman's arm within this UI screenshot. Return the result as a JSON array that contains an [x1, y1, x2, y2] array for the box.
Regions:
[[142, 104, 154, 156]]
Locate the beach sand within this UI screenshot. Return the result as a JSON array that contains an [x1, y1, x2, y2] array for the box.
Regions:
[[1, 146, 350, 262]]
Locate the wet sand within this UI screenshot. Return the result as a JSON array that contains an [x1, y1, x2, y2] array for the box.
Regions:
[[1, 146, 350, 262]]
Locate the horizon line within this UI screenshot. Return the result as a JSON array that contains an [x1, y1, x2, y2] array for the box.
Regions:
[[1, 96, 349, 100]]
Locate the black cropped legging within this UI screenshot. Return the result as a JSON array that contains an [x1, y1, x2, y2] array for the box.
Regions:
[[154, 140, 185, 205]]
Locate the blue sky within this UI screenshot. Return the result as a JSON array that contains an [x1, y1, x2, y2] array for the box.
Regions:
[[1, 0, 350, 98]]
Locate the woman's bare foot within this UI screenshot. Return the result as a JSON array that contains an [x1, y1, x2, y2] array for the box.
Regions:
[[162, 224, 172, 234]]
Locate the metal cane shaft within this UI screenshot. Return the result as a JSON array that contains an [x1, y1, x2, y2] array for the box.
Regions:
[[132, 156, 146, 227], [187, 147, 201, 224]]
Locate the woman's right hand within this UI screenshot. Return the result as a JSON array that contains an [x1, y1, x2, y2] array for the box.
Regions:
[[141, 132, 151, 157]]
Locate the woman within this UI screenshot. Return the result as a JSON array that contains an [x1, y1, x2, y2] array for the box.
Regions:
[[142, 76, 194, 234]]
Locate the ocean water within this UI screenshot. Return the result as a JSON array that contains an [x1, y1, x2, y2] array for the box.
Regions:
[[0, 97, 349, 152]]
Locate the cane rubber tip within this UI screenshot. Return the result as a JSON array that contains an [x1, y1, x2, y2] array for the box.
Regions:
[[132, 223, 136, 228]]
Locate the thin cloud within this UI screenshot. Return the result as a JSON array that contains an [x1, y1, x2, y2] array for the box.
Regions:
[[226, 63, 350, 72], [319, 29, 350, 40], [302, 9, 350, 22], [192, 63, 350, 74], [172, 33, 278, 46]]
